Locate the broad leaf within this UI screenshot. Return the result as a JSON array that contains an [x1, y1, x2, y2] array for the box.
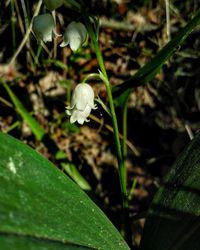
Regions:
[[140, 133, 200, 250], [0, 132, 129, 250]]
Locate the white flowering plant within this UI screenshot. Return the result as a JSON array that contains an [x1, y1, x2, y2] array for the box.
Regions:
[[1, 0, 200, 250]]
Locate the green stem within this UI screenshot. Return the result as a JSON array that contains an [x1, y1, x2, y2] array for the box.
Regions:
[[79, 3, 132, 246], [82, 6, 129, 211], [82, 73, 100, 83], [97, 35, 133, 247], [122, 99, 128, 160], [92, 35, 126, 197], [98, 71, 127, 200]]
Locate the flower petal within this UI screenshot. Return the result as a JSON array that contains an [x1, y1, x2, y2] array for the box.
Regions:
[[70, 111, 78, 123], [66, 109, 72, 116], [77, 117, 85, 124], [32, 14, 55, 43], [61, 22, 87, 52], [70, 37, 82, 52], [60, 40, 69, 47], [75, 84, 94, 110]]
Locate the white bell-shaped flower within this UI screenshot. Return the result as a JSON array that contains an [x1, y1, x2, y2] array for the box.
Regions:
[[32, 13, 55, 43], [60, 21, 87, 52], [66, 83, 97, 124], [43, 0, 64, 11]]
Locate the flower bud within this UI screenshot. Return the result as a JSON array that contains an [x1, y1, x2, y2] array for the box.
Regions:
[[66, 83, 97, 124], [32, 13, 55, 43], [43, 0, 64, 11], [60, 21, 87, 52]]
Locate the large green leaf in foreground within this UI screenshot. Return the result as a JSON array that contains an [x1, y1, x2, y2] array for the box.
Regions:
[[140, 133, 200, 250], [0, 132, 129, 250]]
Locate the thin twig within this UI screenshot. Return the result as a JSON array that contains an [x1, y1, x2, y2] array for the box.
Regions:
[[165, 0, 171, 42], [9, 0, 43, 65], [52, 10, 58, 59], [20, 0, 34, 66], [185, 123, 194, 140], [14, 0, 25, 35], [0, 96, 13, 108]]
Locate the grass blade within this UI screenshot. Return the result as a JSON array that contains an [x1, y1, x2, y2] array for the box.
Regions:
[[3, 82, 45, 140], [113, 8, 200, 98]]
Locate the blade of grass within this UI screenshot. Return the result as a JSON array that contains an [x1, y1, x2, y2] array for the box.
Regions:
[[2, 81, 45, 140], [112, 8, 200, 98]]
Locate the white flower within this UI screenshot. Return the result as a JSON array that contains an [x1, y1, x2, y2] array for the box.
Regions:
[[32, 13, 55, 43], [60, 21, 87, 52], [66, 83, 97, 124], [43, 0, 64, 11]]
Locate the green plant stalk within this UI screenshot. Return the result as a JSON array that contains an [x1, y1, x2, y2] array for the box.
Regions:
[[121, 97, 133, 247], [128, 178, 137, 201], [82, 73, 100, 83], [83, 14, 127, 204], [81, 12, 133, 246], [34, 44, 43, 66], [122, 99, 128, 159], [5, 121, 20, 133], [93, 31, 133, 248]]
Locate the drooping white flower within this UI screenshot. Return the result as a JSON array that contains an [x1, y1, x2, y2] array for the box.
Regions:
[[43, 0, 64, 11], [60, 21, 87, 52], [66, 83, 97, 124], [32, 13, 55, 43]]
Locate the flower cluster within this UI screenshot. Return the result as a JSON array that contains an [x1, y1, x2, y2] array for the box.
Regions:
[[32, 0, 96, 125], [32, 0, 87, 51]]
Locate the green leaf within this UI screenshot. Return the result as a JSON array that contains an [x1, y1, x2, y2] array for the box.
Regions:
[[112, 8, 200, 99], [3, 82, 45, 140], [1, 234, 90, 250], [140, 133, 200, 250], [0, 132, 129, 250]]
